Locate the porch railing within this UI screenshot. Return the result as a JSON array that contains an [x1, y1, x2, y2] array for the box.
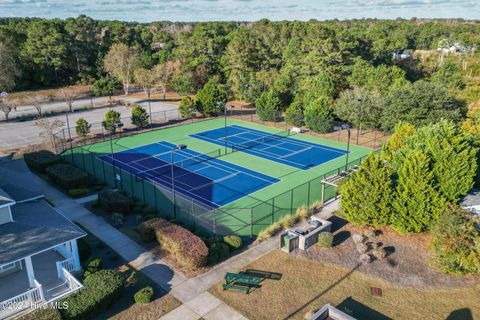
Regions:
[[0, 280, 44, 319], [57, 257, 76, 273]]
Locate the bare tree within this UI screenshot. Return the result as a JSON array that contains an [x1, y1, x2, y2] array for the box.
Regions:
[[134, 68, 156, 97], [25, 95, 49, 117], [104, 44, 139, 95], [0, 98, 15, 121], [34, 118, 65, 150], [57, 86, 82, 112], [154, 60, 180, 100]]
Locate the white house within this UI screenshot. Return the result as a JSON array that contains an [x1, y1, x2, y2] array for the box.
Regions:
[[0, 159, 86, 319], [309, 304, 357, 320]]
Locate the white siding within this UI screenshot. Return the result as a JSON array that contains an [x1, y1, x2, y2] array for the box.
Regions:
[[0, 206, 12, 225]]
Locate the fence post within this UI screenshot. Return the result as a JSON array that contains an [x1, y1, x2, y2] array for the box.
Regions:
[[213, 209, 216, 235], [307, 181, 311, 206], [90, 151, 96, 178], [80, 147, 86, 170], [290, 189, 294, 214], [250, 208, 253, 239], [271, 199, 275, 224]]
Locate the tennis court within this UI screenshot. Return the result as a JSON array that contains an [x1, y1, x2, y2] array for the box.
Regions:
[[191, 125, 349, 169], [98, 140, 279, 208]]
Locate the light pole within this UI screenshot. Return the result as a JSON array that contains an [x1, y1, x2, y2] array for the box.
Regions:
[[342, 123, 351, 170], [356, 98, 364, 145], [171, 144, 187, 218], [147, 88, 152, 128], [219, 101, 228, 154], [109, 120, 124, 189]]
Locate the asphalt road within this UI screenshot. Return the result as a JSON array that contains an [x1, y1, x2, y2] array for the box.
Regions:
[[0, 97, 179, 150]]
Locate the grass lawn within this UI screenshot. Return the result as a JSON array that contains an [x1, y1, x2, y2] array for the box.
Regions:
[[209, 250, 480, 320], [78, 225, 181, 319]]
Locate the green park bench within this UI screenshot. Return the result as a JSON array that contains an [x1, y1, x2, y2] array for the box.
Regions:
[[222, 272, 264, 294]]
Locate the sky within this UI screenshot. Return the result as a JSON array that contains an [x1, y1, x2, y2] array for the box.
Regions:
[[0, 0, 479, 22]]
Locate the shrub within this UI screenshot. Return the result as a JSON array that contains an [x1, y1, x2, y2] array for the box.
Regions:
[[134, 286, 154, 304], [131, 105, 149, 128], [317, 232, 333, 248], [179, 96, 196, 118], [208, 242, 230, 264], [432, 205, 480, 274], [295, 205, 311, 221], [60, 269, 123, 320], [20, 307, 63, 320], [255, 90, 282, 122], [147, 218, 208, 270], [138, 222, 155, 242], [257, 223, 283, 241], [352, 234, 365, 244], [285, 100, 304, 127], [142, 206, 156, 216], [102, 109, 121, 132], [304, 97, 333, 133], [85, 257, 103, 273], [195, 78, 227, 117], [111, 213, 125, 227], [24, 150, 61, 173], [76, 117, 91, 137], [46, 164, 90, 190], [68, 188, 90, 197], [78, 238, 91, 262], [98, 189, 133, 213], [223, 235, 242, 250], [279, 214, 297, 228]]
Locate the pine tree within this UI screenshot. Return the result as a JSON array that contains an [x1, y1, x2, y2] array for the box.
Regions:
[[131, 105, 149, 128], [339, 153, 394, 227], [381, 121, 416, 163], [391, 150, 447, 233]]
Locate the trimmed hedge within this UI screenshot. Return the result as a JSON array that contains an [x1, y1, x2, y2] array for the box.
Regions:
[[317, 232, 334, 248], [98, 190, 133, 213], [46, 164, 90, 190], [145, 218, 208, 270], [208, 242, 230, 264], [134, 286, 154, 304], [223, 235, 242, 250], [60, 269, 124, 320], [24, 150, 61, 173]]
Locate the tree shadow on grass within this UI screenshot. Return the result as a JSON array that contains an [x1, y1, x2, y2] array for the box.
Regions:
[[282, 263, 362, 320], [333, 230, 351, 247], [328, 215, 349, 233], [446, 308, 473, 320]]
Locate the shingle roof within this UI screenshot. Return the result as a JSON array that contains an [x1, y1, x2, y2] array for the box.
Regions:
[[0, 159, 43, 203], [0, 200, 86, 265]]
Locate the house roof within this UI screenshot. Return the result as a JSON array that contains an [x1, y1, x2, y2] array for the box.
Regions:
[[0, 159, 43, 203], [461, 189, 480, 208], [0, 200, 86, 265], [0, 188, 15, 207]]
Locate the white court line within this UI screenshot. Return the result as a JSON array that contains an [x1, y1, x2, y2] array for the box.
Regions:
[[279, 145, 312, 158], [189, 172, 239, 191]]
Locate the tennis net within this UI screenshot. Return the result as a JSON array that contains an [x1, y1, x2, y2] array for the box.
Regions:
[[231, 129, 291, 152], [175, 148, 222, 168]]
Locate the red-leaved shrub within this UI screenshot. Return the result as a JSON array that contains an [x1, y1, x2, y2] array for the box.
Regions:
[[143, 218, 208, 270]]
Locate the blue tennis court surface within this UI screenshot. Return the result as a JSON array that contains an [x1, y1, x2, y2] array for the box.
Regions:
[[191, 125, 349, 169], [98, 141, 279, 208]]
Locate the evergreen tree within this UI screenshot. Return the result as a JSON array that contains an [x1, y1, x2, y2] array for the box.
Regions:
[[284, 100, 304, 127], [339, 153, 394, 227], [381, 121, 416, 163], [255, 90, 282, 122], [75, 117, 91, 137], [195, 78, 227, 117], [303, 97, 333, 133], [391, 150, 447, 233], [102, 109, 121, 132], [179, 96, 196, 119], [131, 105, 149, 128]]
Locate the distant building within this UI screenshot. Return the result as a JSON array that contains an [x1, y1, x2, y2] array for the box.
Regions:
[[393, 50, 412, 60], [309, 304, 357, 320], [461, 189, 480, 216], [437, 40, 474, 55]]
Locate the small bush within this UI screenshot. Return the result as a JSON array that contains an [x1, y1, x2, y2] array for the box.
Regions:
[[68, 188, 90, 197], [138, 222, 156, 242], [352, 234, 365, 244], [60, 269, 123, 320], [223, 235, 242, 250], [317, 232, 333, 248], [179, 96, 196, 118], [295, 205, 311, 221], [134, 286, 154, 304], [364, 229, 377, 238], [24, 150, 61, 173], [47, 164, 90, 190], [147, 218, 208, 270], [279, 214, 297, 228], [19, 307, 63, 320], [85, 256, 103, 274], [142, 206, 156, 216], [78, 238, 91, 262], [208, 242, 230, 264], [98, 189, 133, 213], [257, 223, 283, 241]]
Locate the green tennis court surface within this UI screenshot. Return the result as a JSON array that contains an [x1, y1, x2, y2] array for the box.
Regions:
[[65, 118, 371, 236]]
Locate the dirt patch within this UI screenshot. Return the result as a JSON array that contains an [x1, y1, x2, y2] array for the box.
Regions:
[[295, 223, 479, 289]]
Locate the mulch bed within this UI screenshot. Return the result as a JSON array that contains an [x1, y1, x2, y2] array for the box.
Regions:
[[294, 222, 480, 289]]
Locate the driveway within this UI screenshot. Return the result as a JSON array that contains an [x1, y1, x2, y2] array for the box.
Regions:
[[0, 96, 179, 150]]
